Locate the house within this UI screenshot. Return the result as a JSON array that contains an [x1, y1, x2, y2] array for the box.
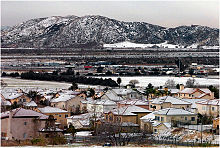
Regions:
[[140, 108, 197, 134], [196, 99, 220, 117], [1, 108, 48, 140], [101, 90, 124, 102], [50, 94, 84, 113], [112, 88, 143, 100], [117, 99, 149, 109], [86, 99, 117, 113], [37, 106, 70, 129], [24, 101, 38, 111], [104, 105, 152, 125], [66, 112, 102, 129], [182, 99, 208, 113], [149, 96, 192, 111], [2, 92, 31, 105], [178, 86, 214, 99]]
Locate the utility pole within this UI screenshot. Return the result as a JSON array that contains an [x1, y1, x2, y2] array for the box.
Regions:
[[200, 123, 203, 144]]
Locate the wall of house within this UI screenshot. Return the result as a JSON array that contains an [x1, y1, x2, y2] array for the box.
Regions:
[[170, 104, 191, 110], [66, 96, 84, 112], [140, 120, 153, 133], [8, 95, 31, 104], [197, 104, 219, 117], [155, 114, 197, 124], [153, 124, 168, 134], [137, 113, 150, 125], [9, 118, 45, 140], [44, 112, 70, 129], [1, 118, 9, 138]]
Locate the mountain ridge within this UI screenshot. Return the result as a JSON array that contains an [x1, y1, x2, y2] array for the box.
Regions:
[[1, 15, 219, 48]]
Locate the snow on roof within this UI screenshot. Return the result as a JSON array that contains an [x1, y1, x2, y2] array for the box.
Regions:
[[1, 108, 48, 119], [182, 99, 208, 108], [140, 112, 155, 121], [153, 108, 196, 116], [169, 89, 179, 94], [112, 88, 133, 95], [179, 88, 195, 94], [118, 99, 148, 106], [104, 90, 124, 101], [2, 92, 23, 100], [51, 94, 76, 103], [111, 105, 151, 116], [25, 101, 37, 107], [180, 88, 212, 95], [151, 96, 191, 105], [196, 99, 220, 106], [95, 99, 116, 106], [38, 106, 68, 113], [199, 88, 212, 94], [44, 95, 53, 101], [2, 100, 11, 106]]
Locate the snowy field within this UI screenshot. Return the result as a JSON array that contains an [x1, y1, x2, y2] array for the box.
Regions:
[[1, 76, 219, 90], [1, 77, 72, 90], [1, 77, 103, 90], [95, 76, 219, 87]]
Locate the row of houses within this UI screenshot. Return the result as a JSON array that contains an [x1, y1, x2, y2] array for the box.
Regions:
[[1, 85, 219, 141]]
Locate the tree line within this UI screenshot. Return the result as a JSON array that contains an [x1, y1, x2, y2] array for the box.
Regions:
[[17, 71, 118, 87]]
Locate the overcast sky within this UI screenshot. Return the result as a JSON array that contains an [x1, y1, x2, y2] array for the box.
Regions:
[[1, 1, 219, 28]]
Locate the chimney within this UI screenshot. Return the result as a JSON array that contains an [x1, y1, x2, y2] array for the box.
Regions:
[[179, 84, 184, 91], [7, 111, 13, 140]]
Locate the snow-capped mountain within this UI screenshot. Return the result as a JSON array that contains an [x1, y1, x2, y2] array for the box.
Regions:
[[1, 15, 219, 48]]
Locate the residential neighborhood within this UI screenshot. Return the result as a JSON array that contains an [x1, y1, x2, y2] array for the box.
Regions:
[[1, 81, 219, 146]]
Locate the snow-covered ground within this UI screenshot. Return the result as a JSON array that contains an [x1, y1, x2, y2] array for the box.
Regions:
[[1, 77, 71, 90], [95, 76, 219, 87], [103, 41, 219, 49], [103, 41, 182, 48], [1, 76, 219, 90]]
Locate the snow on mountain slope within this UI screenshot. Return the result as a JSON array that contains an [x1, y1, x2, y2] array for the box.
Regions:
[[1, 15, 219, 48]]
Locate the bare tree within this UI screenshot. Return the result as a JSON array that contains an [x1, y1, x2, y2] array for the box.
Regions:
[[164, 79, 176, 89], [185, 78, 196, 88], [129, 80, 139, 88]]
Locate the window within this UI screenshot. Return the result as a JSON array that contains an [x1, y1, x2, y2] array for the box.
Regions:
[[191, 117, 195, 121], [161, 117, 164, 121], [59, 115, 62, 117], [55, 114, 58, 115], [161, 106, 163, 109], [23, 133, 27, 138], [105, 115, 108, 120], [192, 95, 194, 97], [202, 106, 206, 110], [63, 105, 65, 108], [154, 129, 157, 133], [23, 99, 26, 102], [212, 107, 215, 111], [65, 114, 68, 118], [185, 117, 187, 121], [150, 105, 153, 108], [155, 116, 158, 121], [24, 122, 27, 125]]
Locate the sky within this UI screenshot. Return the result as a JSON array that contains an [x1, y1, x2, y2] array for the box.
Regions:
[[1, 1, 219, 28]]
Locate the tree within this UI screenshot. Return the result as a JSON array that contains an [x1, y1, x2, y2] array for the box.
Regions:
[[88, 88, 95, 98], [185, 78, 196, 88], [69, 82, 78, 90], [208, 85, 219, 99], [97, 67, 104, 73], [117, 77, 122, 88], [129, 80, 139, 88], [66, 124, 76, 136], [164, 79, 176, 89]]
